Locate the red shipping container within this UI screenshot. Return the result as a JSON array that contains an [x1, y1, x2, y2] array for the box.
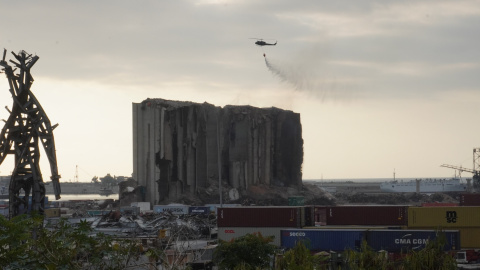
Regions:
[[314, 206, 327, 226], [460, 193, 480, 206], [325, 206, 408, 226], [217, 207, 302, 228]]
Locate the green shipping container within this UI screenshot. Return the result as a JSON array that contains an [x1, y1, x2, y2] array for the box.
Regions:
[[408, 207, 480, 227], [288, 196, 304, 206]]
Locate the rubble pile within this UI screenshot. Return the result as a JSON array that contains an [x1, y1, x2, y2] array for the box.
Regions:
[[45, 211, 217, 241]]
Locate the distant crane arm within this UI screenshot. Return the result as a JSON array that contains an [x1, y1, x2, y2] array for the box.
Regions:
[[440, 164, 477, 174]]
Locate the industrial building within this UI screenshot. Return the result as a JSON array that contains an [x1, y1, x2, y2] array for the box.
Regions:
[[132, 98, 303, 205]]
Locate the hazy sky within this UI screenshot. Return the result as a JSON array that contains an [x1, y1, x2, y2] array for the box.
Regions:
[[1, 0, 479, 181]]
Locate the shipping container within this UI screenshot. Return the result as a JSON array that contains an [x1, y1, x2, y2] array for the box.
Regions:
[[131, 202, 151, 212], [218, 227, 290, 246], [189, 206, 210, 215], [280, 229, 365, 252], [303, 206, 315, 227], [408, 226, 480, 249], [408, 207, 480, 227], [44, 208, 61, 218], [324, 206, 408, 226], [365, 230, 460, 252], [314, 207, 327, 226], [460, 193, 480, 206], [302, 225, 395, 230], [153, 205, 189, 215], [281, 229, 461, 253], [456, 227, 480, 249], [217, 207, 303, 228]]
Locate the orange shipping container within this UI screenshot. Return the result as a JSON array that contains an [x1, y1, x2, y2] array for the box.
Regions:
[[408, 207, 480, 227]]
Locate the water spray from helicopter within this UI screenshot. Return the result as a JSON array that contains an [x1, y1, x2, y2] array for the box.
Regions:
[[252, 38, 354, 101]]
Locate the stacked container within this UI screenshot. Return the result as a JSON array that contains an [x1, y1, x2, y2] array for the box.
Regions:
[[217, 206, 304, 227], [315, 206, 408, 226], [459, 193, 480, 206], [281, 229, 365, 252], [280, 228, 460, 253], [217, 206, 308, 246], [408, 206, 480, 249], [365, 229, 460, 252]]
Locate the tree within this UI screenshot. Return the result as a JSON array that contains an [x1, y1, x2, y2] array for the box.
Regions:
[[344, 240, 391, 270], [91, 176, 100, 184], [0, 214, 160, 269], [100, 173, 116, 185], [214, 232, 276, 270], [276, 240, 328, 270], [0, 214, 42, 267], [400, 232, 457, 270]]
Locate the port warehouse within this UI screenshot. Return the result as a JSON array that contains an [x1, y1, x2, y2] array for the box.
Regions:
[[217, 203, 480, 252]]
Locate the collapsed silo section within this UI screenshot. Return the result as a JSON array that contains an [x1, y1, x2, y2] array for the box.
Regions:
[[132, 98, 303, 206]]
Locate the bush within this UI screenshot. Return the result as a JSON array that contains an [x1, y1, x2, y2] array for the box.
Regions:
[[0, 214, 157, 269], [214, 232, 276, 270]]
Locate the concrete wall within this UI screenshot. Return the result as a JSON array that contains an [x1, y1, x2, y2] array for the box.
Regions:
[[132, 99, 303, 205]]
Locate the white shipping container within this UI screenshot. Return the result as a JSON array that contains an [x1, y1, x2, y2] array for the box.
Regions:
[[131, 202, 151, 212], [218, 227, 293, 247]]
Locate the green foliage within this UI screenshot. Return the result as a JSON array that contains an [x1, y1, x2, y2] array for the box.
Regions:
[[276, 240, 328, 270], [0, 214, 158, 269], [214, 232, 276, 270], [399, 232, 457, 270], [100, 173, 117, 185], [345, 240, 391, 270], [0, 214, 43, 267]]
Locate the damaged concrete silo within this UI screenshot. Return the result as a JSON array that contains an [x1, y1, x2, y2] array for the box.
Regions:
[[132, 98, 303, 205]]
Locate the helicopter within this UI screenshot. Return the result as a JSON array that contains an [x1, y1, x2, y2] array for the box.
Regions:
[[250, 38, 277, 46]]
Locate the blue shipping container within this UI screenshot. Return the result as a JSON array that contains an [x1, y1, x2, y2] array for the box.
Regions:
[[365, 230, 461, 252], [281, 229, 461, 253], [281, 229, 365, 252], [189, 206, 210, 215]]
